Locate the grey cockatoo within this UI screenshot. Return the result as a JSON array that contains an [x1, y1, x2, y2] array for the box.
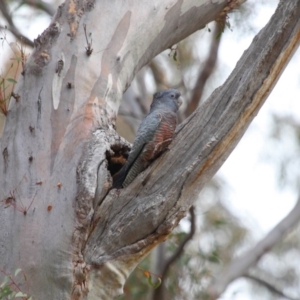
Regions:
[[113, 89, 182, 188]]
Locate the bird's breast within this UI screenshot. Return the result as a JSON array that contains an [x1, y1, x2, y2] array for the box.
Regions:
[[141, 113, 177, 162]]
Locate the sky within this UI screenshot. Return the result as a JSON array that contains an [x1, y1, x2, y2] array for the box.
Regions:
[[214, 2, 300, 299], [217, 0, 300, 235], [1, 0, 300, 299]]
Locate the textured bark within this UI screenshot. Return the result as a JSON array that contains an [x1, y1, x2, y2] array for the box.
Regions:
[[0, 0, 299, 300]]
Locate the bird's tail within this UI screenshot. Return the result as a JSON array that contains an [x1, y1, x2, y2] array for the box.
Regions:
[[112, 167, 127, 189]]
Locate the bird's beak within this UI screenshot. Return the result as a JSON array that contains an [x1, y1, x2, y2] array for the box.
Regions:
[[177, 96, 183, 107]]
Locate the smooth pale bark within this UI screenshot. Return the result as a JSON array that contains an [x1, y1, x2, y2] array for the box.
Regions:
[[0, 1, 299, 300]]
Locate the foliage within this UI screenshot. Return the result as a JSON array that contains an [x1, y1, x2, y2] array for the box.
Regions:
[[0, 269, 32, 300], [118, 179, 248, 300], [0, 28, 27, 117]]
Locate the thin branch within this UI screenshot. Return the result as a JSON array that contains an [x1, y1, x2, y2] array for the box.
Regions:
[[151, 206, 196, 300], [149, 60, 170, 90], [0, 25, 33, 48], [208, 195, 300, 299], [185, 21, 222, 117], [243, 274, 299, 300], [118, 110, 143, 120], [0, 1, 34, 47], [135, 68, 149, 115], [161, 205, 196, 278], [0, 0, 14, 28]]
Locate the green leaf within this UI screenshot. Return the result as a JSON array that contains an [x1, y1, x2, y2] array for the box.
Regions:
[[15, 291, 28, 297], [173, 51, 177, 62], [225, 20, 231, 29], [6, 78, 17, 84], [216, 32, 222, 39], [213, 219, 227, 227], [0, 285, 13, 298], [0, 276, 9, 288], [208, 255, 219, 263], [148, 275, 162, 289], [14, 269, 22, 277], [207, 250, 220, 263]]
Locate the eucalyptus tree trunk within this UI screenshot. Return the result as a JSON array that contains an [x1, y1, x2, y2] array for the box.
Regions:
[[0, 0, 299, 300]]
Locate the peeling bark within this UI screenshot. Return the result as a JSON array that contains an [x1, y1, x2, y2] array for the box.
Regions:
[[0, 0, 299, 299]]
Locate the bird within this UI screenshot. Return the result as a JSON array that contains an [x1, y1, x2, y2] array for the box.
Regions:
[[113, 89, 182, 188]]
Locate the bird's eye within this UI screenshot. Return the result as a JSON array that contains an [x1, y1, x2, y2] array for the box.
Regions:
[[171, 94, 175, 98]]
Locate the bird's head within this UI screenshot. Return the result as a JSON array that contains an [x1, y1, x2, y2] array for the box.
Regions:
[[151, 89, 183, 112]]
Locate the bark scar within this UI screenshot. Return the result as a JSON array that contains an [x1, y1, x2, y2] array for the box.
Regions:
[[2, 147, 8, 173]]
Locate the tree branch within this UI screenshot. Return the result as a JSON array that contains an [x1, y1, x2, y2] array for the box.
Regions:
[[151, 206, 196, 300], [208, 195, 300, 299], [161, 206, 196, 279], [149, 60, 170, 90], [0, 1, 33, 47], [118, 110, 143, 121], [185, 21, 222, 117], [243, 274, 299, 300]]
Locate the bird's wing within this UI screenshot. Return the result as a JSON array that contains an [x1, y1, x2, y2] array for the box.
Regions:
[[113, 112, 162, 188], [124, 111, 162, 172]]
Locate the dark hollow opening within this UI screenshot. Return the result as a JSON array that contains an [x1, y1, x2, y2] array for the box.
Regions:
[[106, 143, 130, 176]]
